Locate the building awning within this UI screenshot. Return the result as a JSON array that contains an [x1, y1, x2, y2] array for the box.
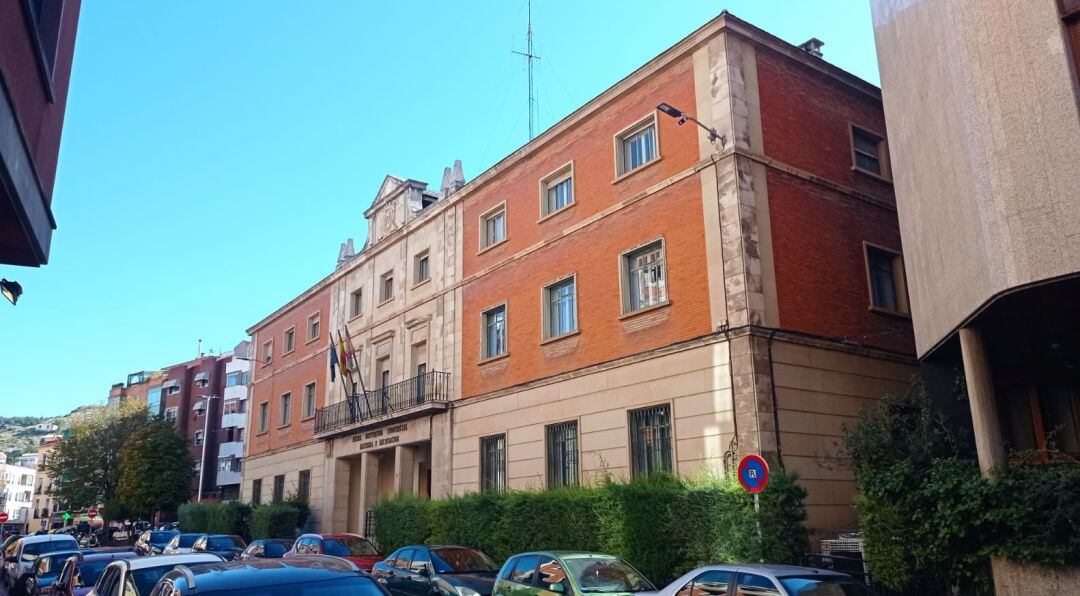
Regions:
[[161, 379, 180, 390], [194, 372, 210, 383]]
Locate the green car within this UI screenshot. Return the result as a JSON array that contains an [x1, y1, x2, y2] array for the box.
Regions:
[[493, 551, 655, 596]]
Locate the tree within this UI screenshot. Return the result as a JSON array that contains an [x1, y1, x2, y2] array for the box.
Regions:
[[117, 421, 194, 518], [44, 401, 153, 522]]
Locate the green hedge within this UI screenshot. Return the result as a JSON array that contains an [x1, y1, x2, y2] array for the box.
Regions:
[[373, 474, 808, 585], [250, 503, 302, 539], [178, 502, 251, 538]]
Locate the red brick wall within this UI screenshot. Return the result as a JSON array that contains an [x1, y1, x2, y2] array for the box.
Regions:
[[247, 285, 330, 458], [0, 0, 82, 199], [756, 45, 915, 354], [461, 56, 712, 397]]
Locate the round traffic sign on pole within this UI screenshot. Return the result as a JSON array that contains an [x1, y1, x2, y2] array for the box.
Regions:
[[0, 512, 9, 523], [87, 508, 98, 519], [737, 454, 770, 494]]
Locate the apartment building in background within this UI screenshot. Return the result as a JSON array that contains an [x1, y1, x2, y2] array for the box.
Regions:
[[1, 0, 82, 267], [870, 0, 1080, 591], [216, 342, 251, 501], [0, 453, 36, 534], [108, 370, 167, 409], [241, 11, 917, 542], [30, 437, 60, 532]]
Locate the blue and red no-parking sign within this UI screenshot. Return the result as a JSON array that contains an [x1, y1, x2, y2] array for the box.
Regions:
[[737, 454, 770, 494]]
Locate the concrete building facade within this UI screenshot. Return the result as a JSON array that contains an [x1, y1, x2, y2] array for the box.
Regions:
[[0, 453, 36, 534], [0, 0, 82, 268], [871, 0, 1080, 590], [29, 438, 59, 532]]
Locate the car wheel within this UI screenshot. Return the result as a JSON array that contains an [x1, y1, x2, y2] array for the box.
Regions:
[[12, 576, 29, 596]]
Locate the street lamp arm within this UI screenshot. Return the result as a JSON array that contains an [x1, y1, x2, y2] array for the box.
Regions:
[[656, 102, 726, 147]]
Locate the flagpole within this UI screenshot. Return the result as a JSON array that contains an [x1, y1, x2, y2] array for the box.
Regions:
[[345, 323, 374, 415], [329, 331, 354, 421]]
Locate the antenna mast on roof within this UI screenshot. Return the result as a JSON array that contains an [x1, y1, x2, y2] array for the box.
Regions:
[[512, 0, 540, 140]]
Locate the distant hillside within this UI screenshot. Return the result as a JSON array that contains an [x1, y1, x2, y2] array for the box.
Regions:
[[0, 416, 59, 461]]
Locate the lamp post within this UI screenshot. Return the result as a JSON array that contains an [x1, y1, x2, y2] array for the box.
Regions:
[[1, 279, 22, 306], [656, 103, 726, 147], [194, 395, 220, 502]]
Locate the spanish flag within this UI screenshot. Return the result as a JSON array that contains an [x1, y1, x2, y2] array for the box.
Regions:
[[338, 335, 349, 378]]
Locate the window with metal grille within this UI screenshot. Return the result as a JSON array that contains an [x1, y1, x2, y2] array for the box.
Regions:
[[480, 434, 506, 492], [624, 241, 667, 312], [546, 421, 579, 488], [629, 404, 673, 478], [251, 479, 262, 505]]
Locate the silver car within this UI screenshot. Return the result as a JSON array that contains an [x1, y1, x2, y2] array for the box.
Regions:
[[646, 564, 871, 596]]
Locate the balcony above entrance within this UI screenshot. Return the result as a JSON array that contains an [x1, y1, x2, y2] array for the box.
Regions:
[[314, 371, 451, 437]]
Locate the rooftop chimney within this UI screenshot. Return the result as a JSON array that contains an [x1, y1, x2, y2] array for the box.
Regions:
[[442, 160, 465, 198], [798, 38, 824, 58], [336, 238, 355, 269]]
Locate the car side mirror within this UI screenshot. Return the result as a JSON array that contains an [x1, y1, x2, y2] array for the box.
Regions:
[[419, 567, 430, 577], [549, 583, 566, 594]]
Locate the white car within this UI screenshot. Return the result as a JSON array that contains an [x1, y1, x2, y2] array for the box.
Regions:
[[2, 533, 79, 591], [645, 564, 871, 596], [88, 553, 223, 596]]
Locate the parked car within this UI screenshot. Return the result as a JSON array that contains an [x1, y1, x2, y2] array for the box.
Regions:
[[647, 564, 872, 596], [3, 535, 80, 594], [373, 545, 501, 596], [284, 533, 382, 571], [86, 553, 223, 596], [162, 534, 203, 555], [133, 531, 179, 556], [494, 551, 655, 596], [50, 550, 141, 596], [3, 535, 23, 554], [23, 549, 80, 595], [148, 554, 392, 596], [239, 539, 293, 561], [189, 535, 246, 561]]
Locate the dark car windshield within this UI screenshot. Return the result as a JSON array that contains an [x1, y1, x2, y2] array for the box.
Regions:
[[323, 537, 378, 557], [23, 540, 78, 557], [779, 576, 871, 595], [150, 532, 177, 545], [178, 535, 201, 548], [77, 560, 113, 586], [208, 536, 245, 550], [431, 548, 499, 573], [39, 552, 77, 576], [564, 557, 654, 593], [196, 575, 385, 596], [264, 542, 289, 558]]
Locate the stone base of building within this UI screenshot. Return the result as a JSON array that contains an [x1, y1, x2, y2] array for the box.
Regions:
[[241, 441, 326, 532]]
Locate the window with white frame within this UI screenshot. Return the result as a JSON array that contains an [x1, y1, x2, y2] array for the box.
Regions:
[[851, 125, 890, 178], [623, 240, 668, 313], [262, 340, 273, 364], [540, 164, 574, 216], [303, 382, 316, 419], [481, 206, 506, 249], [617, 116, 658, 176], [482, 304, 507, 359], [864, 244, 909, 314], [194, 430, 204, 446], [165, 407, 178, 421], [543, 277, 577, 339], [380, 271, 394, 302], [283, 327, 295, 353], [307, 313, 320, 342], [258, 402, 269, 433], [350, 288, 363, 318], [280, 392, 292, 426], [415, 250, 430, 284]]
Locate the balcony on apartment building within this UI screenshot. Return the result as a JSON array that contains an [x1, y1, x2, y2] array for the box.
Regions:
[[315, 370, 451, 436]]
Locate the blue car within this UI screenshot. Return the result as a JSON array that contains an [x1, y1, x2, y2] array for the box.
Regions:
[[148, 555, 392, 595]]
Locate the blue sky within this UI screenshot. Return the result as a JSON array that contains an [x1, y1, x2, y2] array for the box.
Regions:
[[0, 1, 880, 417]]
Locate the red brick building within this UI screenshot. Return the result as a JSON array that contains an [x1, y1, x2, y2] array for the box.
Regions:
[[1, 0, 82, 267], [452, 13, 916, 538]]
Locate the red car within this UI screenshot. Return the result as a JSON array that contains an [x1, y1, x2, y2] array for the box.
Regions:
[[284, 533, 382, 571]]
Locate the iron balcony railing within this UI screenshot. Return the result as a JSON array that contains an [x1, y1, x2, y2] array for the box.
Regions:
[[315, 370, 450, 435]]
